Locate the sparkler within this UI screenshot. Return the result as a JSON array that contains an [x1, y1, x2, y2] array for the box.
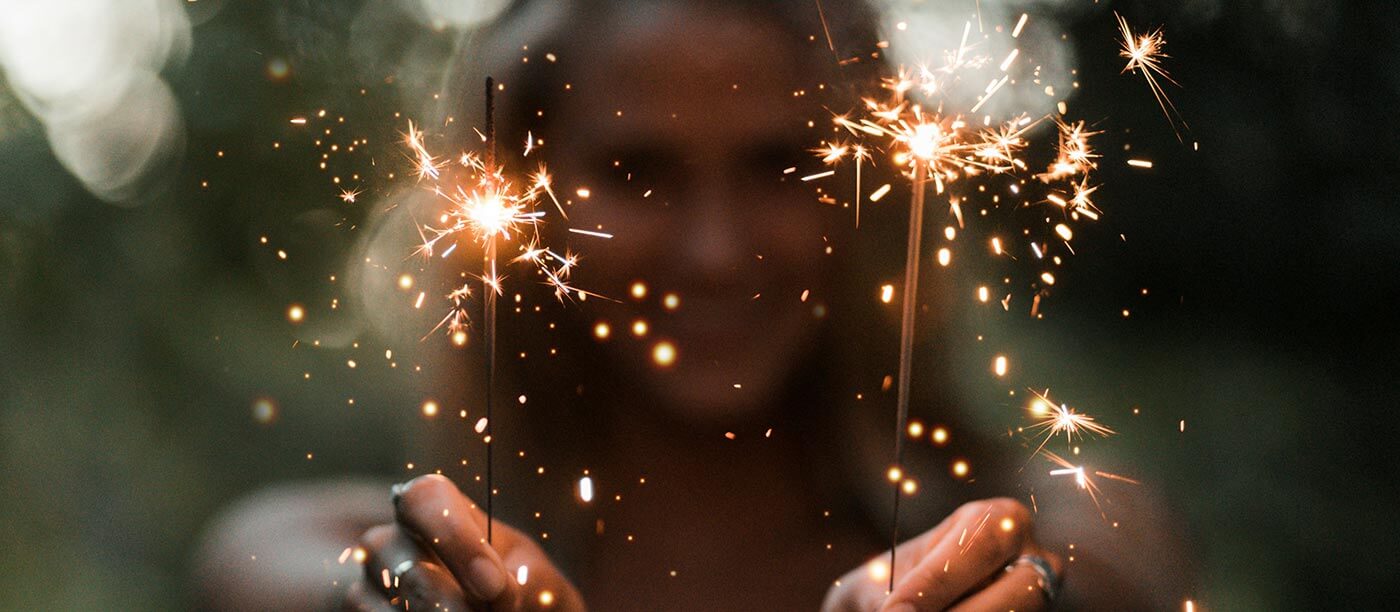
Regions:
[[409, 76, 603, 544], [1025, 388, 1115, 457], [809, 17, 1134, 589], [1116, 12, 1187, 138], [818, 42, 1042, 593]]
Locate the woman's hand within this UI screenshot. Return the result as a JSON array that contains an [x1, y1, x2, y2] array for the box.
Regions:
[[823, 498, 1064, 612], [343, 474, 584, 611]]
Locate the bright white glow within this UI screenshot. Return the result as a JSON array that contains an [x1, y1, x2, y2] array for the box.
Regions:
[[578, 476, 594, 502]]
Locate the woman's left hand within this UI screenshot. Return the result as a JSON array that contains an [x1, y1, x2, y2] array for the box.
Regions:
[[822, 498, 1064, 612]]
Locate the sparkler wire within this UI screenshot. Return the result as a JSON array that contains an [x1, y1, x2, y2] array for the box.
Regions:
[[889, 164, 927, 591], [483, 75, 497, 545]]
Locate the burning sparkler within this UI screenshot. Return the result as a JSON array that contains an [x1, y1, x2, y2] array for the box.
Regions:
[[1025, 388, 1115, 457], [809, 16, 1126, 589], [408, 77, 604, 542]]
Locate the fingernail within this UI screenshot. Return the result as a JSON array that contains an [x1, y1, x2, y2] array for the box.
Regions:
[[390, 482, 409, 507], [464, 556, 507, 601]]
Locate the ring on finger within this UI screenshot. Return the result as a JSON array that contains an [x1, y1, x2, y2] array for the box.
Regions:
[[1004, 554, 1060, 603]]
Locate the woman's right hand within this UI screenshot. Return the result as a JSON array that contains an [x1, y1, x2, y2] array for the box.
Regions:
[[343, 474, 584, 611]]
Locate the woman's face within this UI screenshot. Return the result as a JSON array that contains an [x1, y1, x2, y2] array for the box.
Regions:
[[545, 5, 834, 423]]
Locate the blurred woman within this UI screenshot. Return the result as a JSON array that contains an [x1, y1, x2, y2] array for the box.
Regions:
[[198, 1, 1190, 610]]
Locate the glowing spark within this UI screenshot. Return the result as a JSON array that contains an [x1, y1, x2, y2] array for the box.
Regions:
[[1025, 389, 1115, 456], [1117, 13, 1187, 137], [568, 228, 613, 239], [1043, 449, 1139, 518], [1127, 158, 1154, 168], [652, 341, 677, 367], [869, 184, 891, 202], [867, 560, 889, 583], [408, 116, 600, 338], [1042, 119, 1100, 179], [338, 187, 362, 203]]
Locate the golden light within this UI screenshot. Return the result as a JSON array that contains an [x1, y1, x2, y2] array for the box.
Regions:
[[421, 400, 439, 418], [907, 421, 924, 438], [539, 591, 555, 607], [977, 286, 990, 303], [630, 282, 648, 300], [880, 284, 895, 303], [886, 466, 903, 482], [931, 427, 949, 445], [652, 341, 677, 367], [867, 560, 890, 583], [993, 355, 1008, 377], [286, 304, 305, 323], [465, 192, 517, 238], [907, 122, 942, 160], [901, 479, 918, 495], [593, 321, 611, 340], [1026, 389, 1115, 454], [397, 274, 414, 290], [662, 293, 680, 310], [999, 517, 1016, 532], [936, 247, 952, 267], [452, 330, 468, 346], [631, 320, 649, 337], [951, 459, 970, 478], [1030, 398, 1049, 416]]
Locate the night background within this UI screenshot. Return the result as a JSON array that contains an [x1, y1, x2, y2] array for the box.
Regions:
[[1, 0, 1396, 609]]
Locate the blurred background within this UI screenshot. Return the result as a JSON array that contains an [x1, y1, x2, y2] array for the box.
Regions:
[[1, 0, 1396, 609]]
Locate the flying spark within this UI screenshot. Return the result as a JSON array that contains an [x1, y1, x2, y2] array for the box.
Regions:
[[1117, 12, 1188, 137]]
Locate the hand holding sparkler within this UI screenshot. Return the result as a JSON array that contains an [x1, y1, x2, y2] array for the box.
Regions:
[[822, 498, 1063, 612], [346, 474, 585, 611]]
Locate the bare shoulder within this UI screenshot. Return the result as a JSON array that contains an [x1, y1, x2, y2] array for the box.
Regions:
[[193, 477, 394, 611]]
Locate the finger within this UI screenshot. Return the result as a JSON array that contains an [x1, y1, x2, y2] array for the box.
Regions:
[[392, 474, 519, 607], [947, 548, 1065, 612], [824, 504, 983, 612], [358, 523, 469, 611], [882, 498, 1032, 611], [500, 545, 587, 611], [342, 578, 399, 612]]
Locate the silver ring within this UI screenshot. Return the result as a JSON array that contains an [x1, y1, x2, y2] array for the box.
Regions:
[[1005, 554, 1060, 603]]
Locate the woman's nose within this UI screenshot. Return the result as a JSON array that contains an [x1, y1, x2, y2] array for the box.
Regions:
[[679, 183, 747, 280]]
